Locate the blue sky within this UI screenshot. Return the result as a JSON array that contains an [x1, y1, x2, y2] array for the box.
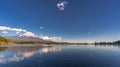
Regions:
[[0, 0, 120, 42]]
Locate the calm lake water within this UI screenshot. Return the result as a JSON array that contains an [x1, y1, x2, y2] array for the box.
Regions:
[[0, 45, 120, 67]]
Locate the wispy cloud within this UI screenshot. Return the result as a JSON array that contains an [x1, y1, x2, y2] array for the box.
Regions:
[[57, 1, 68, 10], [0, 26, 27, 32], [1, 31, 8, 34], [41, 36, 62, 41], [88, 32, 91, 35], [16, 32, 20, 35], [40, 27, 44, 29]]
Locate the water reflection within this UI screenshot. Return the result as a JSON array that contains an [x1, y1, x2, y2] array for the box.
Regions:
[[0, 46, 61, 64], [1, 45, 120, 67]]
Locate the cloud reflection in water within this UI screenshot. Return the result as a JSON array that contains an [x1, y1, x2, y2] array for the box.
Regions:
[[0, 46, 61, 64]]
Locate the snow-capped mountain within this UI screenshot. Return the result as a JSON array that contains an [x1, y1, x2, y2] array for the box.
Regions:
[[3, 36, 50, 42]]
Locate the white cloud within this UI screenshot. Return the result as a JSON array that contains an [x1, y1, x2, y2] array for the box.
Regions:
[[1, 31, 8, 34], [0, 26, 62, 41], [16, 32, 20, 35], [19, 31, 62, 41], [57, 1, 68, 10], [0, 26, 27, 32], [41, 36, 62, 41], [40, 27, 44, 29], [19, 32, 36, 37]]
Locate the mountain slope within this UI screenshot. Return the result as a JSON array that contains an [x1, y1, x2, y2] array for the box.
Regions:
[[3, 36, 50, 42], [0, 36, 8, 42]]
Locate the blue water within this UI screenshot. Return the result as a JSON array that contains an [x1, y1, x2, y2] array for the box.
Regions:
[[0, 45, 120, 67]]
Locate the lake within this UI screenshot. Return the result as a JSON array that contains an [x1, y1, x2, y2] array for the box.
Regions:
[[0, 45, 120, 67]]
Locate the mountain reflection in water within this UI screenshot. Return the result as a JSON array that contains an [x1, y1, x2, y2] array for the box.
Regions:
[[0, 46, 61, 64], [0, 45, 120, 67]]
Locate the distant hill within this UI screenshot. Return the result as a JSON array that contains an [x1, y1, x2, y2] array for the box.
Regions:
[[3, 36, 50, 42], [0, 36, 8, 42]]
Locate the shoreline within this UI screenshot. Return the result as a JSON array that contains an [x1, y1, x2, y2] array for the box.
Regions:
[[0, 43, 120, 48]]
